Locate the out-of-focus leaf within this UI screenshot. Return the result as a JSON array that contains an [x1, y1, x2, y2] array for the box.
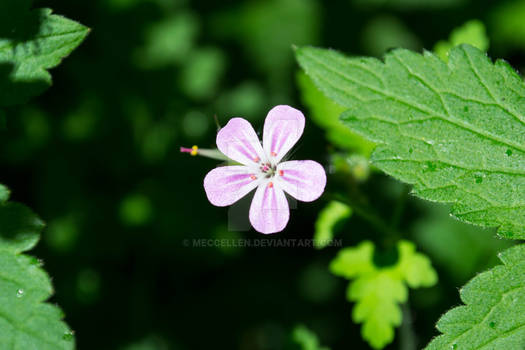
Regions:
[[292, 325, 330, 350], [215, 0, 319, 95], [491, 0, 525, 51], [434, 20, 489, 61], [361, 15, 421, 57], [331, 241, 437, 349], [0, 8, 89, 106], [413, 203, 512, 283], [425, 244, 525, 350], [134, 12, 199, 69], [215, 82, 266, 119], [180, 47, 226, 100], [314, 201, 352, 249], [0, 184, 75, 349], [353, 0, 467, 10], [119, 194, 153, 227]]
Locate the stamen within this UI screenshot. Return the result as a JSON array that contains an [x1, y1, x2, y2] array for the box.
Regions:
[[268, 182, 274, 188], [180, 145, 199, 156], [254, 156, 260, 163], [271, 151, 277, 157], [278, 170, 284, 176], [250, 175, 257, 180]]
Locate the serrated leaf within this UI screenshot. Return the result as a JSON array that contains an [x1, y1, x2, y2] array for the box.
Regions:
[[292, 325, 331, 350], [330, 241, 437, 349], [0, 8, 89, 106], [296, 44, 525, 239], [314, 201, 352, 249], [0, 187, 75, 349], [434, 20, 489, 61], [297, 72, 375, 155], [425, 244, 525, 350]]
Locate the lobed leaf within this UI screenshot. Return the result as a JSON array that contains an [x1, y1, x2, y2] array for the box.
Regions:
[[296, 44, 525, 239], [331, 241, 436, 349]]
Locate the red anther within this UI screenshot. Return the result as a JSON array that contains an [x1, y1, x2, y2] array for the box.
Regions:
[[250, 175, 257, 180], [271, 151, 277, 157], [278, 170, 284, 176], [268, 182, 274, 188], [254, 157, 260, 163]]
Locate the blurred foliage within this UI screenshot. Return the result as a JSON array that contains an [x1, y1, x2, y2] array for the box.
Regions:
[[491, 0, 525, 52], [331, 241, 437, 349], [434, 20, 489, 60], [352, 0, 467, 10], [361, 15, 421, 57], [314, 201, 352, 249], [292, 325, 331, 350], [1, 0, 524, 349], [413, 203, 512, 283]]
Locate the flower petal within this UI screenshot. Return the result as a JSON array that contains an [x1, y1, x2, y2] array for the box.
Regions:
[[204, 165, 260, 206], [249, 182, 289, 234], [263, 105, 305, 163], [276, 160, 326, 202], [216, 118, 265, 166]]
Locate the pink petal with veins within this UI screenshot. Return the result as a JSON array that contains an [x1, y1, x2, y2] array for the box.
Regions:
[[263, 105, 305, 163], [276, 160, 326, 202], [216, 118, 266, 166], [249, 182, 289, 234], [204, 166, 259, 206]]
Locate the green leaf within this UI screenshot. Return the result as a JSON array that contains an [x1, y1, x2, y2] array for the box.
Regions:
[[297, 72, 375, 155], [314, 201, 352, 249], [0, 187, 75, 349], [296, 44, 525, 239], [292, 325, 330, 350], [0, 8, 89, 106], [434, 20, 489, 61], [425, 244, 525, 350], [330, 241, 437, 349]]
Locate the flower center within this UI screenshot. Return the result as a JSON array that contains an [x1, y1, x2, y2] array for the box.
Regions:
[[260, 162, 276, 178]]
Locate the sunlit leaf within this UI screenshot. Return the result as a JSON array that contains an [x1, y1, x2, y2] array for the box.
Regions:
[[296, 44, 525, 239], [425, 244, 525, 350]]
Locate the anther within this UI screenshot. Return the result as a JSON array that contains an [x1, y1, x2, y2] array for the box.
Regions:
[[278, 170, 284, 176], [271, 151, 277, 157], [250, 175, 257, 180], [254, 156, 260, 163], [191, 145, 198, 156], [268, 182, 274, 188]]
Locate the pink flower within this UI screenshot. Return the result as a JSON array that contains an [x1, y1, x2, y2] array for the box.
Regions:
[[204, 105, 327, 234]]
